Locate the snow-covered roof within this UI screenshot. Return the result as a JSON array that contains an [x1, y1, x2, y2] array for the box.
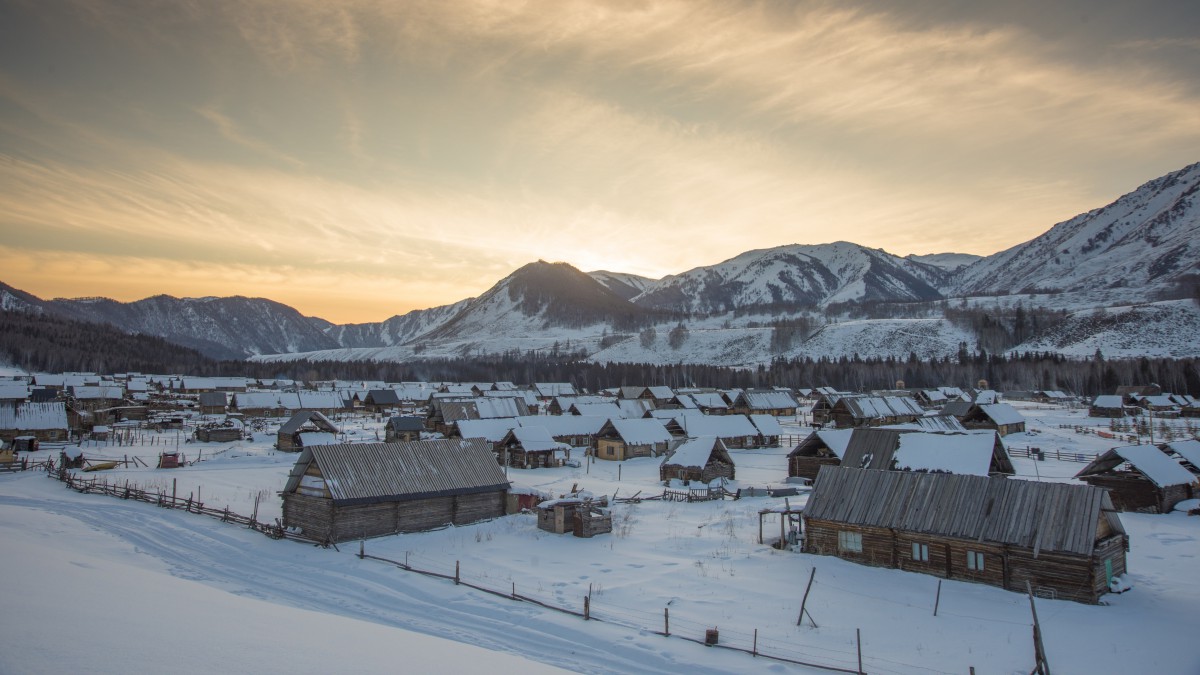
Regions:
[[1140, 395, 1178, 408], [0, 402, 68, 431], [534, 383, 576, 398], [571, 402, 623, 419], [71, 385, 124, 400], [608, 419, 672, 445], [749, 414, 783, 436], [646, 386, 674, 400], [841, 396, 924, 419], [617, 399, 654, 419], [740, 391, 798, 410], [474, 397, 527, 419], [817, 429, 855, 459], [0, 384, 29, 400], [672, 414, 758, 439], [972, 390, 999, 404], [297, 391, 345, 410], [980, 403, 1025, 426], [518, 415, 606, 439], [1164, 440, 1200, 471], [893, 431, 998, 477], [1091, 395, 1124, 408], [457, 418, 520, 443], [688, 392, 728, 409], [510, 427, 564, 452], [234, 392, 284, 409], [662, 437, 726, 468], [297, 432, 338, 447], [1112, 445, 1196, 488]]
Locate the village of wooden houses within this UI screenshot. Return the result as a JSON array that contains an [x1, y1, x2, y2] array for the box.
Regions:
[[2, 372, 1199, 673]]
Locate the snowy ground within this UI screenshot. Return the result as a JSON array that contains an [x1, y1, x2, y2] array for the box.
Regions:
[[2, 402, 1198, 674]]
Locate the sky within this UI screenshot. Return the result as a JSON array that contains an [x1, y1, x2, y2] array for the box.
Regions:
[[1, 1, 1198, 323]]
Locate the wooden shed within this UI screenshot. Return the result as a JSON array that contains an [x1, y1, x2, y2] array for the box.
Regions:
[[281, 439, 510, 543], [1088, 395, 1126, 418], [276, 410, 341, 452], [0, 402, 69, 443], [828, 395, 925, 428], [659, 437, 735, 483], [1075, 445, 1198, 513], [496, 426, 568, 469], [803, 466, 1128, 604], [960, 403, 1026, 437], [536, 497, 613, 538]]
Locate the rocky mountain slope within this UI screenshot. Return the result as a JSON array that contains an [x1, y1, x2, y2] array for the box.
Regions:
[[953, 162, 1200, 299]]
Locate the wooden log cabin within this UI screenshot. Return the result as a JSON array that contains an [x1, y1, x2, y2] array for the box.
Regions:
[[281, 438, 510, 543], [803, 466, 1129, 604], [593, 418, 673, 461], [536, 497, 612, 538], [658, 437, 735, 483], [787, 429, 854, 481], [276, 410, 341, 452], [1075, 445, 1198, 513]]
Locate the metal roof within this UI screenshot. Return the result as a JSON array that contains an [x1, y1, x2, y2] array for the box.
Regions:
[[805, 466, 1122, 557], [283, 439, 509, 506], [1076, 445, 1197, 488]]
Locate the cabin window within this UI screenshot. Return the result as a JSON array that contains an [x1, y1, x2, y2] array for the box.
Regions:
[[967, 551, 984, 571], [911, 542, 929, 562], [838, 530, 862, 553]]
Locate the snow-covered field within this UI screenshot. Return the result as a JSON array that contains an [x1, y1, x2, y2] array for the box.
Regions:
[[2, 403, 1199, 674]]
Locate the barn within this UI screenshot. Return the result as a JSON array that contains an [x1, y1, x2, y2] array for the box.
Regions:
[[280, 438, 510, 543], [1075, 445, 1197, 513], [803, 466, 1128, 604]]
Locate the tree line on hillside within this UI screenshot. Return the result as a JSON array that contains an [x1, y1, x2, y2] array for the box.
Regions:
[[3, 308, 1196, 396]]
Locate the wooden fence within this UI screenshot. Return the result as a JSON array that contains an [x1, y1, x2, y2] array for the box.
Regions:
[[47, 467, 320, 545], [1008, 446, 1098, 463], [358, 545, 866, 674]]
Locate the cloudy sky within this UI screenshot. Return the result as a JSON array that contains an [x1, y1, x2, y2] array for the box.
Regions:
[[2, 1, 1198, 323]]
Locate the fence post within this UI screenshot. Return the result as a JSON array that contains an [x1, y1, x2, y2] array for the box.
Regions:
[[753, 628, 758, 656], [857, 628, 863, 674], [933, 579, 942, 616], [584, 595, 590, 620], [455, 560, 460, 585], [664, 607, 670, 636]]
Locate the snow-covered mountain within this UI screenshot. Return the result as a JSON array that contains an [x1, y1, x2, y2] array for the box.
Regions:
[[44, 294, 340, 360], [319, 300, 472, 349], [630, 242, 946, 313], [587, 270, 657, 301], [953, 162, 1200, 299], [906, 253, 982, 272], [418, 261, 658, 344]]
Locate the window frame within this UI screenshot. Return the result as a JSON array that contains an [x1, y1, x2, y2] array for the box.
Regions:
[[837, 530, 863, 553], [967, 550, 985, 571]]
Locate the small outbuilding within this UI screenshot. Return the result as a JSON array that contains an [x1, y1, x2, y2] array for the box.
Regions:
[[496, 426, 569, 469], [1075, 445, 1198, 513], [787, 429, 854, 481], [384, 416, 425, 443], [593, 418, 673, 461], [659, 437, 735, 483], [281, 438, 510, 543], [536, 497, 612, 538], [276, 410, 341, 452]]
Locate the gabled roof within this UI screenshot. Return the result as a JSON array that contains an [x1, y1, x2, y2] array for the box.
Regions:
[[749, 414, 783, 436], [518, 415, 607, 439], [0, 402, 68, 431], [603, 418, 673, 445], [1091, 395, 1124, 408], [686, 392, 728, 409], [737, 390, 799, 410], [197, 392, 228, 407], [668, 414, 758, 439], [978, 403, 1025, 427], [661, 437, 733, 469], [646, 386, 674, 400], [840, 428, 1013, 476], [836, 395, 924, 420], [296, 391, 346, 410], [806, 466, 1122, 556], [1076, 445, 1197, 488], [788, 429, 854, 459], [278, 410, 341, 435], [366, 389, 402, 405], [571, 402, 623, 418], [283, 439, 509, 506], [939, 401, 973, 418], [457, 418, 520, 443], [534, 383, 576, 398], [386, 416, 425, 432], [507, 426, 566, 453], [1163, 439, 1200, 472]]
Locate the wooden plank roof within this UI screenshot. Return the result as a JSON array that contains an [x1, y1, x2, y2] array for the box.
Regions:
[[283, 439, 509, 506], [805, 466, 1120, 556]]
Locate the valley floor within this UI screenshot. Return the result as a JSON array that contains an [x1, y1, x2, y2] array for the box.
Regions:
[[2, 402, 1198, 674]]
